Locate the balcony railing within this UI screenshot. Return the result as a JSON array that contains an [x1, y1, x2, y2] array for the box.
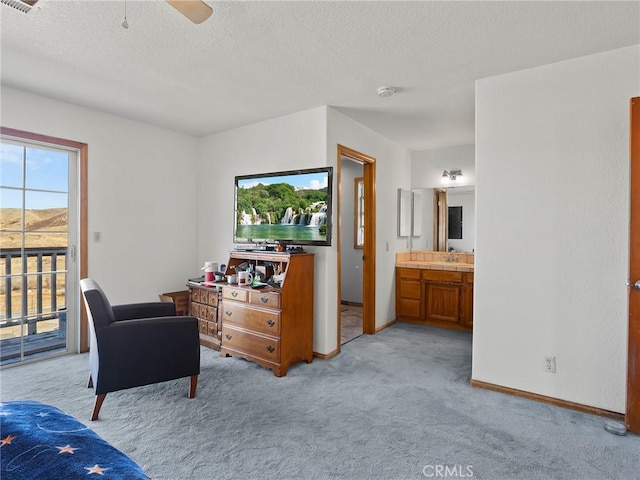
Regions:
[[1, 247, 68, 363]]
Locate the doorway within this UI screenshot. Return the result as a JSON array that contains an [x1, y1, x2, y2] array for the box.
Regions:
[[339, 159, 363, 344], [433, 189, 447, 251], [337, 145, 376, 350], [0, 127, 88, 365]]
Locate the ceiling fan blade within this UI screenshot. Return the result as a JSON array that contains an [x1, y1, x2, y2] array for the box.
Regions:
[[166, 0, 213, 24]]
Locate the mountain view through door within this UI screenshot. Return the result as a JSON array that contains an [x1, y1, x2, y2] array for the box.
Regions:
[[0, 139, 76, 365]]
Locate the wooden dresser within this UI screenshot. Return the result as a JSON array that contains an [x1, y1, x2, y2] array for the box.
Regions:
[[220, 251, 314, 376], [187, 284, 222, 350]]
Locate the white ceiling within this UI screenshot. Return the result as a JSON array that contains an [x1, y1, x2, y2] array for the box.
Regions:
[[1, 1, 638, 151]]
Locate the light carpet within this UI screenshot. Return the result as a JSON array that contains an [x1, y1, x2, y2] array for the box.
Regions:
[[1, 323, 638, 480]]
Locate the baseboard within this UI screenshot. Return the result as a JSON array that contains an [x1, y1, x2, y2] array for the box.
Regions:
[[375, 319, 396, 333], [470, 379, 624, 421], [313, 348, 340, 360], [340, 301, 363, 307]]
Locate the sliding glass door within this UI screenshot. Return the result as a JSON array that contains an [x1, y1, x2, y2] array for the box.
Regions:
[[0, 138, 78, 366]]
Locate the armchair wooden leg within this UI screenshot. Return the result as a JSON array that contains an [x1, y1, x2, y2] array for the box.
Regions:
[[189, 375, 198, 399], [91, 394, 107, 421]]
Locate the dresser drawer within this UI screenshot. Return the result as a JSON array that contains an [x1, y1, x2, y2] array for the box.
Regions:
[[191, 289, 201, 303], [206, 305, 218, 322], [199, 289, 209, 304], [249, 290, 280, 309], [221, 302, 281, 335], [207, 291, 219, 307], [223, 287, 248, 303], [207, 320, 217, 337], [198, 319, 208, 335], [222, 325, 280, 363]]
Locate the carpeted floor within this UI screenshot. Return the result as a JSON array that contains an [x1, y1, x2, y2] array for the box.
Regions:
[[1, 323, 638, 480]]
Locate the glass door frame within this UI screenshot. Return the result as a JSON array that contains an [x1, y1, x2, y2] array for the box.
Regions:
[[1, 127, 88, 365]]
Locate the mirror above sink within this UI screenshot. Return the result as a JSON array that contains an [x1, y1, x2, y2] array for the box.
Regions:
[[410, 185, 475, 253], [408, 143, 476, 253]]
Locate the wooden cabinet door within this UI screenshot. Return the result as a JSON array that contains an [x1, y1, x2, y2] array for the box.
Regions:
[[425, 283, 460, 324], [460, 284, 473, 328]]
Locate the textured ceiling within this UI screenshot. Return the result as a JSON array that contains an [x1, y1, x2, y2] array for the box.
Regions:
[[1, 1, 639, 151]]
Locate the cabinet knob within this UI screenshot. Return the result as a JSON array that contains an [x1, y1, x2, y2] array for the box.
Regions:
[[225, 333, 232, 340], [231, 291, 238, 297], [225, 310, 232, 317], [266, 345, 274, 353], [267, 319, 275, 327], [260, 297, 269, 303]]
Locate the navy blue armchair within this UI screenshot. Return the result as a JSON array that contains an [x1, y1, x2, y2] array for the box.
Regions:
[[80, 278, 200, 420]]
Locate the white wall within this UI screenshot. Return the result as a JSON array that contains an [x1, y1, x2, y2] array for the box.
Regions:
[[474, 45, 640, 412], [198, 106, 410, 355], [327, 108, 412, 335], [410, 145, 475, 251], [340, 159, 363, 304], [197, 107, 333, 351], [1, 86, 199, 304], [411, 144, 476, 188], [1, 89, 410, 357]]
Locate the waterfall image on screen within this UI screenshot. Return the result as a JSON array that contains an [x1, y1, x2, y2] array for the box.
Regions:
[[234, 167, 333, 246]]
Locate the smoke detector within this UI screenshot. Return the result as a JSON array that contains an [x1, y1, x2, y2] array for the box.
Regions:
[[377, 86, 396, 98], [1, 0, 47, 14]]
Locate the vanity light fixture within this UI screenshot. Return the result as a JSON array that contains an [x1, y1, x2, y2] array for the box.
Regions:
[[441, 169, 463, 183]]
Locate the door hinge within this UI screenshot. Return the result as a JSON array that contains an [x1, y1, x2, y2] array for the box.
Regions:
[[70, 245, 77, 261]]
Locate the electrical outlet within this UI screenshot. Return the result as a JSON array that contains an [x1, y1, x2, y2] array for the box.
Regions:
[[544, 356, 556, 373]]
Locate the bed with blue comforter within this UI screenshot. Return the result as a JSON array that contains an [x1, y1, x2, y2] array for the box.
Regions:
[[0, 401, 148, 479]]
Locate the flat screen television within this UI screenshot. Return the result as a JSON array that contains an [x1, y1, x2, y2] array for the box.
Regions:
[[234, 167, 333, 247]]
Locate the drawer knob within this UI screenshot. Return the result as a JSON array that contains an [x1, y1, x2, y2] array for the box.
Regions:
[[260, 297, 269, 303], [231, 291, 238, 298], [266, 345, 275, 353], [225, 333, 232, 340], [266, 319, 275, 327], [225, 310, 232, 317]]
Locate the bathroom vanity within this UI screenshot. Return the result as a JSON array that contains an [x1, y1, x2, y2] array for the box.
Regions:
[[395, 251, 474, 332]]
